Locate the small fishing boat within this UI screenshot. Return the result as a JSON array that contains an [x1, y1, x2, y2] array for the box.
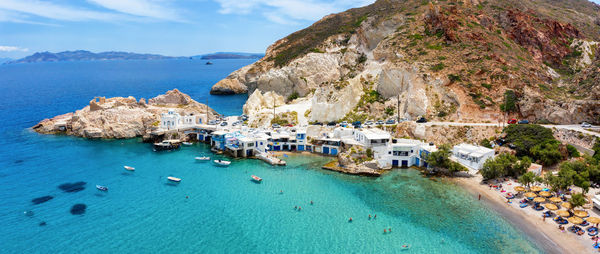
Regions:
[[182, 142, 193, 145], [251, 175, 262, 182], [167, 176, 181, 182], [195, 156, 210, 161], [96, 185, 108, 191], [213, 160, 231, 166], [124, 166, 135, 171]]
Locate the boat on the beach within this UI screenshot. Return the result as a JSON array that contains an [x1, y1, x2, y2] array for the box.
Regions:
[[124, 166, 135, 171], [213, 160, 231, 166], [182, 142, 193, 145], [96, 185, 108, 191], [195, 156, 210, 161], [167, 176, 181, 182], [251, 175, 262, 182]]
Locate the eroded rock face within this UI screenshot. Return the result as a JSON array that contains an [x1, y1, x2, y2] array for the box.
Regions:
[[32, 89, 218, 139]]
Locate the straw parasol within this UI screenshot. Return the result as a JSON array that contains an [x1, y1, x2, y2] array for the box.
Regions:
[[514, 186, 526, 192], [549, 197, 562, 203], [587, 217, 600, 224], [561, 202, 573, 209], [574, 210, 589, 218], [545, 203, 558, 210], [556, 210, 570, 217], [524, 192, 537, 198], [568, 216, 584, 225], [530, 186, 543, 192], [533, 197, 546, 203], [538, 191, 552, 197]]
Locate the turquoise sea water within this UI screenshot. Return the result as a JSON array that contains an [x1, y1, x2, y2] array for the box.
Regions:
[[0, 60, 542, 253]]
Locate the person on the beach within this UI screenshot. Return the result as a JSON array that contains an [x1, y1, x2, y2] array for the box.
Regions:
[[374, 214, 377, 219], [384, 229, 387, 234], [310, 200, 313, 205], [349, 217, 353, 222]]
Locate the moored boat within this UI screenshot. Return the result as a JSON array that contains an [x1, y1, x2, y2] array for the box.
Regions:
[[213, 159, 231, 166], [153, 140, 181, 151], [124, 166, 135, 171], [96, 185, 108, 191], [251, 175, 262, 182], [182, 142, 193, 145], [167, 176, 181, 182], [195, 156, 210, 161]]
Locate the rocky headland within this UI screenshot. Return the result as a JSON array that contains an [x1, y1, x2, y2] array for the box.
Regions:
[[32, 89, 217, 139], [211, 0, 600, 125]]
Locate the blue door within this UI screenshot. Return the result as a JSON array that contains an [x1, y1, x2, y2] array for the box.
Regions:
[[415, 158, 420, 166], [323, 147, 329, 154], [298, 145, 304, 151], [331, 148, 338, 155], [274, 146, 281, 151], [392, 160, 399, 167], [402, 160, 408, 167]]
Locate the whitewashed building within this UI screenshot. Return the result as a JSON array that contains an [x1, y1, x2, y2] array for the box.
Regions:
[[160, 109, 197, 130], [451, 143, 495, 171], [353, 128, 391, 148], [377, 139, 437, 168]]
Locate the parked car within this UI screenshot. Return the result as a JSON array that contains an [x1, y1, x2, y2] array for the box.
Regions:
[[208, 120, 218, 125], [272, 123, 281, 128], [286, 124, 294, 127], [508, 143, 517, 149], [352, 121, 362, 128], [386, 119, 396, 124], [340, 121, 349, 127], [376, 120, 385, 125], [507, 119, 517, 124], [582, 122, 592, 128], [241, 114, 248, 121], [220, 121, 228, 126], [364, 121, 374, 126], [518, 120, 529, 124], [311, 122, 323, 126], [327, 121, 337, 126], [416, 117, 427, 123]]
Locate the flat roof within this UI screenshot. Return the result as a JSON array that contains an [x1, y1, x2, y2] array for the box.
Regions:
[[359, 128, 391, 140]]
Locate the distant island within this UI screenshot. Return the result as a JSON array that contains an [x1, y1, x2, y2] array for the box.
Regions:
[[4, 50, 265, 64], [6, 50, 184, 64], [195, 52, 264, 60]]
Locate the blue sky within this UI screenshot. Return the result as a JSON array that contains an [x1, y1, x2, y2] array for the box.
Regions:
[[0, 0, 374, 58], [1, 0, 599, 58]]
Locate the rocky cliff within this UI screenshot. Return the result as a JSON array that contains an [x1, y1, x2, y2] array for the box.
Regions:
[[32, 89, 218, 139], [212, 0, 600, 124]]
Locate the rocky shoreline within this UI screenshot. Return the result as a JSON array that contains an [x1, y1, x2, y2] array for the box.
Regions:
[[32, 89, 218, 139]]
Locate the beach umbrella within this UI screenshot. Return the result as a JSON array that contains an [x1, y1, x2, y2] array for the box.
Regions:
[[514, 186, 526, 192], [549, 197, 562, 203], [556, 210, 570, 217], [539, 191, 552, 197], [524, 192, 537, 198], [545, 204, 558, 210], [530, 186, 543, 192], [574, 210, 589, 218], [587, 217, 600, 224], [533, 197, 546, 203], [568, 216, 584, 225], [561, 202, 573, 209]]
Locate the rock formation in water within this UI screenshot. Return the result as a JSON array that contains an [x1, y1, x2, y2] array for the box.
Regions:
[[32, 89, 218, 139], [211, 0, 600, 125]]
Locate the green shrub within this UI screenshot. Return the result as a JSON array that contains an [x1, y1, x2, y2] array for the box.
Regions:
[[448, 74, 461, 82], [504, 124, 558, 158], [287, 91, 299, 102], [500, 89, 518, 112], [310, 48, 324, 53], [384, 106, 395, 116], [430, 63, 445, 71], [530, 141, 563, 166], [566, 144, 580, 158], [481, 83, 492, 90]]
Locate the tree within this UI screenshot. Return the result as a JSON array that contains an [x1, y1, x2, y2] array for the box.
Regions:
[[424, 144, 467, 174], [479, 153, 529, 179], [518, 172, 535, 188], [510, 156, 531, 177], [479, 138, 493, 149], [594, 138, 600, 161], [566, 144, 580, 158], [560, 160, 592, 194], [500, 90, 518, 112], [530, 141, 563, 166], [570, 193, 587, 211], [503, 124, 556, 157]]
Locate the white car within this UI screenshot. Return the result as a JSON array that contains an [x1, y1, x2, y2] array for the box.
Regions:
[[581, 122, 592, 128]]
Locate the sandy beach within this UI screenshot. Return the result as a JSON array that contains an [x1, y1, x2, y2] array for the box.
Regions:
[[455, 174, 594, 254]]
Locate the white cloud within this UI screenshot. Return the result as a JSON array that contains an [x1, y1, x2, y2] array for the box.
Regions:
[[214, 0, 375, 24], [0, 0, 123, 22], [86, 0, 184, 21], [0, 46, 29, 52]]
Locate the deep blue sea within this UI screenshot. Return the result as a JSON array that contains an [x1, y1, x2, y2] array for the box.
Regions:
[[0, 59, 542, 253]]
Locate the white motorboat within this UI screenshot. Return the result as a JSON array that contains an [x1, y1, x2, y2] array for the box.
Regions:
[[96, 185, 108, 191], [182, 142, 193, 145], [124, 166, 135, 171], [213, 160, 231, 166], [195, 156, 210, 161], [251, 175, 262, 182], [167, 176, 181, 182]]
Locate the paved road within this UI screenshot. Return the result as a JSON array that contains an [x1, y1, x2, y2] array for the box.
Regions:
[[423, 122, 600, 138]]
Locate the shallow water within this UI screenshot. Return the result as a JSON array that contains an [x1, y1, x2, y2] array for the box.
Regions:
[[0, 60, 542, 253]]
